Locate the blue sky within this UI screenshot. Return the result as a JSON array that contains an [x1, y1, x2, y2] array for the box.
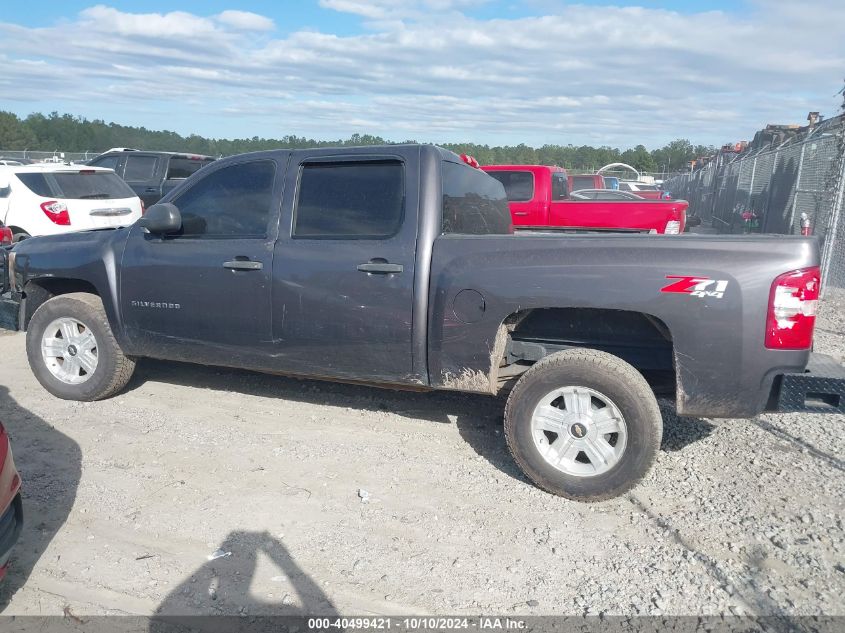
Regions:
[[0, 1, 842, 149], [1, 1, 749, 30]]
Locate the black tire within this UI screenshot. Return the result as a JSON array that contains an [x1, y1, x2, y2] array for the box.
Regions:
[[26, 293, 136, 401], [504, 349, 662, 502], [12, 232, 30, 243]]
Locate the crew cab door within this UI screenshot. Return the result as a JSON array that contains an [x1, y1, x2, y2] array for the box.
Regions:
[[271, 149, 420, 383], [119, 156, 284, 364]]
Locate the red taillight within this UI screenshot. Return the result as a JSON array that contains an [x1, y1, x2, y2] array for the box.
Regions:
[[765, 267, 820, 350], [40, 200, 71, 226], [0, 226, 12, 246], [140, 199, 146, 215]]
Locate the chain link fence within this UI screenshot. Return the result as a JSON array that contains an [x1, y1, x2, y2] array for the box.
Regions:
[[666, 115, 845, 292], [0, 149, 97, 163]]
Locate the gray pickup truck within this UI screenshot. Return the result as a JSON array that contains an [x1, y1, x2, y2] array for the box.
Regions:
[[1, 144, 843, 501]]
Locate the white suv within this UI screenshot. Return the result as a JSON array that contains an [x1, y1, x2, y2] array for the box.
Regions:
[[0, 164, 143, 240]]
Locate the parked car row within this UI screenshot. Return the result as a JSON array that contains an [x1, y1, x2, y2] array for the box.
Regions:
[[2, 146, 694, 240], [481, 164, 690, 234], [0, 165, 143, 241], [87, 149, 216, 208]]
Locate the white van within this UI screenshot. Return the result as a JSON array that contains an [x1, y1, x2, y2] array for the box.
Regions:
[[0, 164, 143, 241]]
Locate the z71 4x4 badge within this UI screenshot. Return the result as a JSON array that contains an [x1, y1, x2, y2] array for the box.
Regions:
[[661, 276, 729, 299]]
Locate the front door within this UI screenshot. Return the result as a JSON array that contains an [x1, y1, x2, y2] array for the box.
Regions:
[[271, 149, 420, 383], [119, 156, 283, 365]]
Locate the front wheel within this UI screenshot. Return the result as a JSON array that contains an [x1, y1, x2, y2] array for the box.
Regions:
[[504, 349, 662, 501], [26, 293, 136, 401]]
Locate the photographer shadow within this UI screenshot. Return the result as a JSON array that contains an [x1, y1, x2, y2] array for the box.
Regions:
[[152, 530, 336, 632]]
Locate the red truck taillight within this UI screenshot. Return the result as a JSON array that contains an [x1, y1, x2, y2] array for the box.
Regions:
[[0, 226, 12, 246], [41, 200, 71, 226], [766, 267, 820, 350]]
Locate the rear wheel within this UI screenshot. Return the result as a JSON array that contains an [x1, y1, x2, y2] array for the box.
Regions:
[[26, 293, 135, 401], [504, 349, 662, 501], [12, 232, 30, 243]]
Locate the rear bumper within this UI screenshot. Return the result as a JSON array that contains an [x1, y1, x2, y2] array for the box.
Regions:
[[0, 293, 21, 331], [772, 353, 845, 414]]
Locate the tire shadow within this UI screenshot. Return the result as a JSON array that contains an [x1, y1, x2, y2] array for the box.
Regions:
[[658, 400, 716, 452], [0, 385, 82, 610]]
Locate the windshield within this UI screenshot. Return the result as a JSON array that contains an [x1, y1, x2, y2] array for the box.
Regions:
[[17, 171, 137, 200]]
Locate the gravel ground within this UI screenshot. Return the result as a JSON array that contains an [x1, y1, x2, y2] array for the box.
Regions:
[[0, 293, 842, 617]]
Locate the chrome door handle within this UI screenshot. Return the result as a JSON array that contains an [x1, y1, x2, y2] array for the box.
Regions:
[[223, 260, 263, 271]]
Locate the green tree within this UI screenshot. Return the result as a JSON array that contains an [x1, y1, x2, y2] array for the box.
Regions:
[[0, 111, 35, 148], [620, 144, 657, 172]]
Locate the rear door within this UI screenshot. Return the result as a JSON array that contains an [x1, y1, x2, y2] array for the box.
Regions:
[[122, 153, 162, 206], [271, 148, 420, 383]]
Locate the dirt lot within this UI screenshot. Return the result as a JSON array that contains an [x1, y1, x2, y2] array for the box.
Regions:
[[0, 294, 843, 618]]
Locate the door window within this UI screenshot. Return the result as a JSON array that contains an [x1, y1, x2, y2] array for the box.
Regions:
[[172, 160, 276, 238], [91, 155, 121, 172], [551, 173, 569, 200], [124, 155, 158, 181], [293, 160, 404, 239]]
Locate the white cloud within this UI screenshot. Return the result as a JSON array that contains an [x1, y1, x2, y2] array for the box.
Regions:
[[215, 10, 275, 32], [0, 2, 842, 148], [79, 5, 219, 39]]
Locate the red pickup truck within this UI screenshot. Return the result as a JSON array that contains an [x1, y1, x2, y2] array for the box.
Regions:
[[482, 165, 688, 234]]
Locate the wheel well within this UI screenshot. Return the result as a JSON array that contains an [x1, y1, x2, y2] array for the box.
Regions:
[[498, 308, 675, 394], [22, 279, 99, 330]]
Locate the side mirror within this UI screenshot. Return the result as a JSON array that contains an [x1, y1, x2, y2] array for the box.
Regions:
[[138, 203, 181, 234]]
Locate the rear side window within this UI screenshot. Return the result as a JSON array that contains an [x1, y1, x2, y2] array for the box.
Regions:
[[124, 155, 158, 181], [570, 175, 597, 192], [167, 157, 215, 180], [173, 160, 276, 238], [16, 171, 136, 200], [90, 155, 120, 172], [15, 173, 52, 197], [442, 162, 512, 235], [552, 173, 568, 200], [484, 170, 534, 202], [294, 160, 404, 238]]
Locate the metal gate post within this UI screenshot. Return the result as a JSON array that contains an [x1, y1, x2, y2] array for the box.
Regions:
[[747, 156, 758, 210], [762, 148, 780, 232], [787, 143, 808, 232], [820, 146, 845, 294]]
